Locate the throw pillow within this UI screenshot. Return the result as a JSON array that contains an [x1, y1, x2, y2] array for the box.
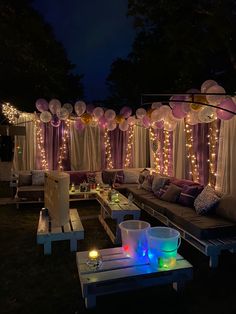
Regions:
[[178, 185, 204, 207], [86, 172, 96, 184], [215, 194, 236, 222], [138, 169, 150, 184], [171, 178, 202, 188], [194, 185, 220, 215], [102, 170, 124, 185], [152, 174, 170, 193], [141, 174, 153, 191], [154, 184, 169, 199], [32, 170, 45, 186], [18, 172, 32, 187], [160, 184, 182, 203], [123, 169, 139, 184], [95, 171, 104, 184]]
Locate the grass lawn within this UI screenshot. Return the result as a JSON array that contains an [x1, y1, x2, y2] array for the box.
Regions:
[[1, 185, 236, 313]]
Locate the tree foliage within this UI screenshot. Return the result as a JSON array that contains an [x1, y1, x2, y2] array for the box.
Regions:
[[0, 0, 83, 112], [107, 0, 236, 105]]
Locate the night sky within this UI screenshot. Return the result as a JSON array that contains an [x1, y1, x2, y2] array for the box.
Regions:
[[33, 0, 135, 102]]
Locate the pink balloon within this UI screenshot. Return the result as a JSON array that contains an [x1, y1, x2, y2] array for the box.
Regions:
[[172, 104, 187, 119], [142, 116, 151, 128], [75, 119, 85, 132], [36, 98, 49, 112], [98, 116, 108, 128], [216, 98, 236, 120], [169, 95, 186, 108], [120, 106, 132, 118], [155, 120, 164, 129]]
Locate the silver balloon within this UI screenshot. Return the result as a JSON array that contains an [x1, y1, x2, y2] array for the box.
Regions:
[[40, 111, 52, 123]]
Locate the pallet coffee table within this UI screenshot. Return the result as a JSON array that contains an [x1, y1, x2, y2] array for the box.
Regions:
[[76, 247, 193, 309], [37, 208, 84, 255]]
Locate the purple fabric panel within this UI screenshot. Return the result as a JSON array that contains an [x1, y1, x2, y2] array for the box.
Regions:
[[109, 127, 128, 169], [192, 123, 209, 185]]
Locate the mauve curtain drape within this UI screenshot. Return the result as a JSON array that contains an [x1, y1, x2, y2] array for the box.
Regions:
[[109, 127, 128, 169]]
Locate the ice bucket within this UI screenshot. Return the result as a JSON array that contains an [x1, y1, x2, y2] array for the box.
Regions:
[[119, 220, 150, 260], [147, 226, 181, 269]]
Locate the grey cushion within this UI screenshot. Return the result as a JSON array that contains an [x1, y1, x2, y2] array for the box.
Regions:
[[152, 174, 170, 193], [32, 170, 45, 186], [160, 184, 182, 203], [18, 172, 32, 187]]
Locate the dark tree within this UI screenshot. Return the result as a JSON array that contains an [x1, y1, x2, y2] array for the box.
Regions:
[[107, 0, 236, 105], [0, 0, 83, 112]]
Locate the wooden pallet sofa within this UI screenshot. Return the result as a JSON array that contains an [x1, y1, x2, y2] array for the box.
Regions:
[[114, 172, 236, 268]]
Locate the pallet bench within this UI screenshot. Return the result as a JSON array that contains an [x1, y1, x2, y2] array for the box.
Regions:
[[76, 247, 193, 309], [37, 208, 84, 255], [136, 200, 236, 268]]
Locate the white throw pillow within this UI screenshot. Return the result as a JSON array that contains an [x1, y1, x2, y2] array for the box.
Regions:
[[123, 169, 139, 184]]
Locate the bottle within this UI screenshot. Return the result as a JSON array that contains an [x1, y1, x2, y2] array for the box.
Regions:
[[108, 187, 112, 201]]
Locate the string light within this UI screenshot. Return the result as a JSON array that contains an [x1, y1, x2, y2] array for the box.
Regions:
[[2, 103, 20, 124], [104, 128, 113, 169], [207, 120, 219, 187], [149, 128, 160, 173], [35, 118, 49, 170], [124, 125, 134, 168], [58, 119, 70, 171], [184, 120, 199, 182], [163, 130, 171, 175]]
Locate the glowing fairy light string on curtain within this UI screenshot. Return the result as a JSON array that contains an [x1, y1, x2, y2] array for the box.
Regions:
[[163, 130, 171, 175], [207, 120, 219, 187], [58, 119, 70, 171], [184, 121, 199, 182], [35, 118, 48, 170], [104, 128, 113, 169], [149, 128, 160, 173], [124, 125, 134, 168]]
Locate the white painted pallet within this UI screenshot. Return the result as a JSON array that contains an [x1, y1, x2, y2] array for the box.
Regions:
[[37, 208, 84, 255], [137, 200, 236, 268], [76, 247, 193, 309]]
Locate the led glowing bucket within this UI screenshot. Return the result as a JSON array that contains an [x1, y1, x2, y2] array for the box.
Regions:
[[147, 227, 181, 269], [119, 220, 150, 260]]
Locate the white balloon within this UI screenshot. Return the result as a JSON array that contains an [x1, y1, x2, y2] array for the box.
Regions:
[[150, 109, 162, 122], [186, 111, 199, 125], [104, 109, 116, 121], [90, 119, 98, 127], [127, 115, 136, 125], [201, 79, 218, 93], [151, 102, 162, 109], [198, 106, 217, 123], [63, 103, 73, 114], [206, 85, 226, 105], [75, 100, 86, 116], [93, 107, 104, 120], [49, 99, 61, 115], [58, 108, 69, 120], [107, 120, 117, 131], [40, 111, 52, 123], [136, 108, 146, 119], [119, 120, 129, 131], [164, 120, 177, 131]]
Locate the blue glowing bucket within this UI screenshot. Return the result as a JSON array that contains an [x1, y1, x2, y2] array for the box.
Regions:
[[147, 226, 181, 269], [119, 220, 150, 260]]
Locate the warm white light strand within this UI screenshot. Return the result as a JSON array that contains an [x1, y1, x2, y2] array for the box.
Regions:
[[149, 128, 160, 173], [35, 119, 49, 170], [104, 128, 113, 169], [207, 120, 219, 187], [124, 125, 134, 168], [58, 119, 70, 171]]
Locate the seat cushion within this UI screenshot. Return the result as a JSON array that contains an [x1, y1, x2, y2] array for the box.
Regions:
[[17, 186, 44, 201]]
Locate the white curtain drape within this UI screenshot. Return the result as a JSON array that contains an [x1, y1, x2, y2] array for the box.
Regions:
[[132, 125, 149, 168], [70, 123, 102, 170], [215, 116, 236, 194], [13, 114, 36, 170], [173, 120, 188, 179]]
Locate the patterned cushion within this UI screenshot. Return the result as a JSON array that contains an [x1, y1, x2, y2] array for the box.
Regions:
[[154, 184, 169, 198], [171, 178, 201, 188], [152, 174, 170, 193], [160, 184, 182, 203], [141, 174, 154, 191], [32, 170, 45, 186], [194, 185, 220, 215], [178, 185, 204, 207], [86, 172, 96, 184], [138, 169, 150, 184]]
